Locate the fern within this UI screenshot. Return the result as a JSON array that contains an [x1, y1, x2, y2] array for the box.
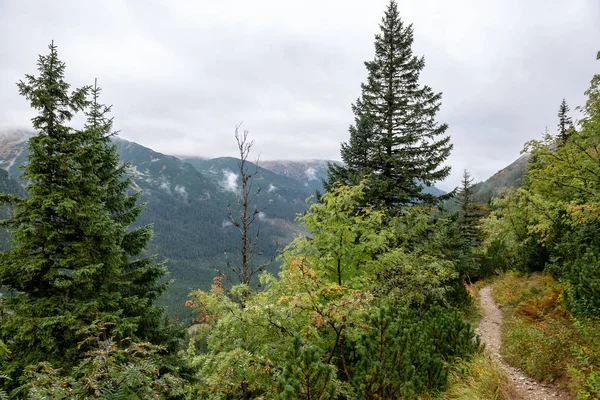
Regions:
[[110, 384, 137, 400], [0, 375, 11, 400]]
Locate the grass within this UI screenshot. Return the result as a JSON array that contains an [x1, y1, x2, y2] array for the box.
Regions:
[[491, 271, 600, 399], [436, 351, 522, 400], [462, 282, 484, 329]]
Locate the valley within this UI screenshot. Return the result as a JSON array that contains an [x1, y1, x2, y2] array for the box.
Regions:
[[0, 129, 529, 321]]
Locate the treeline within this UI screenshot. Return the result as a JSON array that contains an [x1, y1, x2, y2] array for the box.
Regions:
[[479, 53, 600, 317], [475, 53, 600, 398]]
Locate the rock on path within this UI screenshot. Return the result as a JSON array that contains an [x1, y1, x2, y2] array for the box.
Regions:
[[475, 286, 572, 400]]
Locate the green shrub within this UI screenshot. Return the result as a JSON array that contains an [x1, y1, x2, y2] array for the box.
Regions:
[[349, 305, 480, 399]]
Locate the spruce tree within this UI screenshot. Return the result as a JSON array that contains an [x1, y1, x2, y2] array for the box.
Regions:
[[82, 81, 183, 355], [0, 43, 180, 386], [326, 107, 375, 189], [328, 0, 452, 209], [557, 98, 574, 144], [455, 170, 480, 245]]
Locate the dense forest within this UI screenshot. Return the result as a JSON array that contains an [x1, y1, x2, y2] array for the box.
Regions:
[[1, 0, 599, 398]]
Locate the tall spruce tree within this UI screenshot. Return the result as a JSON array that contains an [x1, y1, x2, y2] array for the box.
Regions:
[[557, 98, 574, 144], [328, 0, 452, 210], [0, 43, 180, 386]]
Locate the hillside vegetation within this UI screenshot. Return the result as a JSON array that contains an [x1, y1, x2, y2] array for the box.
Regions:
[[477, 52, 600, 398], [0, 0, 598, 398], [491, 272, 599, 398]]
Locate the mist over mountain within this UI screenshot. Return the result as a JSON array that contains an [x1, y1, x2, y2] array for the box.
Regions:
[[0, 129, 483, 320], [260, 159, 334, 193], [181, 156, 314, 218]]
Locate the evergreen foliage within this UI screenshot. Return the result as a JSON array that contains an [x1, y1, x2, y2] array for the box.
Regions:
[[184, 183, 478, 399], [328, 0, 452, 210], [557, 98, 574, 144], [350, 305, 478, 399], [452, 170, 490, 279], [0, 43, 182, 391], [276, 336, 337, 400], [21, 326, 184, 399], [456, 170, 481, 246]]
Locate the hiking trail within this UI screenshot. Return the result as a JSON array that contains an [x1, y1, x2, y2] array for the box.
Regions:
[[475, 286, 572, 400]]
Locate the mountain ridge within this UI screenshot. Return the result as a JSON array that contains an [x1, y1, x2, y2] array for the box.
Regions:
[[0, 129, 521, 320]]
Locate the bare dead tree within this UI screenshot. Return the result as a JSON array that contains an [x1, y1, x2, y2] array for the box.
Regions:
[[219, 124, 271, 294]]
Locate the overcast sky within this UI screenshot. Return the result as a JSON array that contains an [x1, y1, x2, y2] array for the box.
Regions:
[[0, 0, 598, 190]]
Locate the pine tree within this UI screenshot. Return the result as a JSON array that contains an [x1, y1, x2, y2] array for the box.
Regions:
[[327, 0, 452, 210], [557, 98, 574, 144], [277, 336, 337, 400], [350, 306, 478, 399], [0, 43, 181, 387]]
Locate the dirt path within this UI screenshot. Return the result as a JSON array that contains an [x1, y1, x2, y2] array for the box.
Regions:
[[475, 286, 572, 400]]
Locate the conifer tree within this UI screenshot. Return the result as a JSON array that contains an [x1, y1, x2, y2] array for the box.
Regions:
[[277, 336, 337, 400], [456, 170, 480, 245], [326, 108, 375, 188], [557, 98, 574, 144], [328, 0, 452, 209], [82, 81, 183, 355], [0, 43, 181, 387]]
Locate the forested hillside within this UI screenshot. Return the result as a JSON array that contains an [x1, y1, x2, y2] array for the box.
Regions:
[[471, 154, 529, 202], [0, 133, 307, 319], [260, 159, 334, 193], [0, 0, 598, 398], [0, 169, 24, 249], [182, 156, 313, 219]]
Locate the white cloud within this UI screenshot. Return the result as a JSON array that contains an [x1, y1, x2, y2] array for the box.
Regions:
[[0, 0, 598, 190], [221, 169, 239, 192], [158, 176, 170, 192], [304, 167, 317, 181], [174, 184, 187, 200]]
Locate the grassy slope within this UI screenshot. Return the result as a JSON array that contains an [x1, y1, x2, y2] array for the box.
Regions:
[[438, 352, 521, 400], [491, 271, 600, 399]]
